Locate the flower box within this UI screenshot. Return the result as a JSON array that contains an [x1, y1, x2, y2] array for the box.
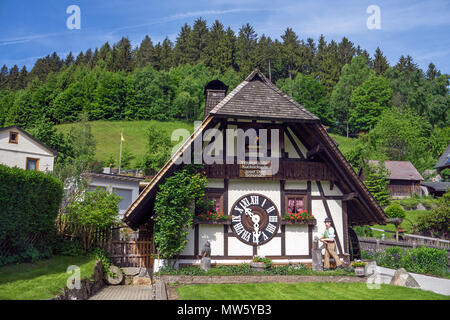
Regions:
[[250, 261, 266, 271], [193, 218, 231, 225], [281, 219, 316, 226]]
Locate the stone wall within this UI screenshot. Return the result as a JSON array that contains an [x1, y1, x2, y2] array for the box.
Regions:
[[52, 260, 105, 300]]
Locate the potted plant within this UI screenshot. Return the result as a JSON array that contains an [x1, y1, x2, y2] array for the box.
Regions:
[[351, 261, 366, 277], [250, 256, 272, 271]]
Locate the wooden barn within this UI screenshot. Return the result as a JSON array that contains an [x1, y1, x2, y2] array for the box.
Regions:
[[123, 70, 386, 270], [366, 160, 424, 198]]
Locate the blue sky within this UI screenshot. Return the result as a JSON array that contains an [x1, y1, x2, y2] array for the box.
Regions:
[[1, 0, 449, 73]]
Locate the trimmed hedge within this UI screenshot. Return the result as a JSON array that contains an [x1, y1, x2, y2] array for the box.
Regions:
[[0, 164, 63, 265]]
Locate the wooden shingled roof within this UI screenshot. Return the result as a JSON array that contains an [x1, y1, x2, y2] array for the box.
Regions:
[[210, 70, 320, 122]]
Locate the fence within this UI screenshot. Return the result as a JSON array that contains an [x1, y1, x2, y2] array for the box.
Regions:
[[108, 239, 153, 268]]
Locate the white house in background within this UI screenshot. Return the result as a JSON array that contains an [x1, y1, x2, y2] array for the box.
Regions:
[[0, 125, 57, 172], [87, 172, 144, 218]]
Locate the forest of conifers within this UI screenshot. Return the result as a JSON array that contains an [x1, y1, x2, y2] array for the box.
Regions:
[[0, 18, 448, 172]]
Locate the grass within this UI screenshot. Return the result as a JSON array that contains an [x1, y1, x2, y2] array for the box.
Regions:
[[0, 255, 97, 300], [57, 120, 194, 167], [329, 133, 358, 156], [175, 282, 449, 300], [371, 210, 428, 238]]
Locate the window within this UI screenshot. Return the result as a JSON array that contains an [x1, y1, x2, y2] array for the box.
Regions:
[[26, 158, 39, 171], [9, 131, 18, 144], [207, 194, 223, 213], [196, 193, 223, 216], [285, 195, 306, 214]]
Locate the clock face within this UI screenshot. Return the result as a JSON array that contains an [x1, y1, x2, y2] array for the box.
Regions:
[[230, 194, 279, 246]]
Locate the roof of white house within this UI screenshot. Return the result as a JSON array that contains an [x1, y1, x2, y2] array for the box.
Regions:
[[0, 125, 58, 156]]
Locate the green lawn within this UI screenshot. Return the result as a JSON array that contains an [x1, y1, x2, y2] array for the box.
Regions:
[[329, 133, 358, 156], [0, 255, 97, 300], [371, 210, 428, 238], [176, 282, 449, 300], [57, 120, 194, 167]]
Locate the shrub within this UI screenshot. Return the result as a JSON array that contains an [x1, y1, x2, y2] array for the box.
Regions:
[[52, 237, 85, 256], [384, 203, 406, 219], [415, 190, 450, 239], [353, 226, 373, 237], [400, 198, 419, 210], [0, 164, 63, 265], [421, 199, 435, 209], [441, 168, 450, 182], [362, 246, 448, 277]]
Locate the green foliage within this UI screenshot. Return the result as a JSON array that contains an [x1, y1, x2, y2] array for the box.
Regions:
[[362, 246, 448, 277], [349, 74, 393, 132], [363, 162, 391, 206], [64, 187, 120, 252], [252, 256, 273, 269], [441, 168, 450, 182], [400, 198, 419, 210], [384, 203, 406, 219], [87, 247, 116, 277], [350, 261, 366, 268], [365, 108, 438, 173], [153, 166, 208, 260], [353, 226, 373, 237], [0, 164, 63, 265], [52, 237, 85, 256], [330, 56, 374, 136], [156, 263, 353, 276], [415, 190, 450, 238], [142, 123, 172, 174], [277, 73, 333, 125]]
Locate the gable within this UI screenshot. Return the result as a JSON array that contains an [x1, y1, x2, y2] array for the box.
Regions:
[[0, 126, 57, 157]]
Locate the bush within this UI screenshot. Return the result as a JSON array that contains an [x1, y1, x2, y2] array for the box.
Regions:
[[384, 203, 406, 219], [400, 198, 419, 210], [252, 256, 273, 269], [353, 226, 373, 237], [415, 190, 450, 239], [52, 237, 85, 256], [0, 164, 63, 265], [421, 199, 435, 209], [362, 246, 448, 277], [441, 168, 450, 182]]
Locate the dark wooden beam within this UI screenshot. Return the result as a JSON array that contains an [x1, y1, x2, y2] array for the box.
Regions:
[[342, 192, 358, 201], [306, 144, 324, 159]]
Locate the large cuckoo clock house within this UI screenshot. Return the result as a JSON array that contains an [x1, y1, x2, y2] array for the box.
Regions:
[[123, 70, 386, 270]]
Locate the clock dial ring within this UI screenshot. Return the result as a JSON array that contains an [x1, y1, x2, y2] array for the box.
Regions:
[[230, 193, 280, 246]]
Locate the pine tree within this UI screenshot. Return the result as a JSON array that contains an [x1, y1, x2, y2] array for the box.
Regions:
[[426, 62, 441, 80], [7, 65, 19, 89], [204, 20, 230, 72], [338, 37, 355, 66], [373, 47, 389, 75], [159, 37, 174, 70], [280, 28, 301, 79], [236, 23, 258, 76], [112, 37, 134, 72], [364, 162, 391, 207], [190, 18, 209, 63], [99, 42, 112, 62], [0, 65, 8, 89], [174, 24, 193, 66], [17, 66, 28, 89], [136, 35, 155, 68], [65, 52, 75, 67]]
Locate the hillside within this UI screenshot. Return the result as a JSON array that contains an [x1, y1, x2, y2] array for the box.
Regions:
[[57, 120, 357, 169], [57, 120, 194, 167]]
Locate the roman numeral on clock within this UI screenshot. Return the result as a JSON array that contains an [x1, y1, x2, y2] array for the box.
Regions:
[[269, 215, 278, 223], [240, 198, 250, 208], [250, 195, 259, 205], [233, 222, 245, 236], [232, 215, 241, 222], [265, 223, 276, 234], [241, 230, 251, 242], [267, 206, 275, 213]]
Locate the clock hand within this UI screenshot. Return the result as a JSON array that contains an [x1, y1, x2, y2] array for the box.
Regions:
[[244, 207, 261, 245]]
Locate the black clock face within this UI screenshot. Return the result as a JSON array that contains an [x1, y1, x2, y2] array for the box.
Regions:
[[230, 194, 279, 246]]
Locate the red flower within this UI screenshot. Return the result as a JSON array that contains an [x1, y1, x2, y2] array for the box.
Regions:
[[206, 217, 209, 220]]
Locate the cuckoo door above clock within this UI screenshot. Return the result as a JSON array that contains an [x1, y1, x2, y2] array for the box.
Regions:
[[230, 194, 280, 246]]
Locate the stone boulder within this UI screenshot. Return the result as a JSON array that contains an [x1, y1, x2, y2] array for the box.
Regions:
[[106, 266, 124, 285], [390, 268, 420, 288]]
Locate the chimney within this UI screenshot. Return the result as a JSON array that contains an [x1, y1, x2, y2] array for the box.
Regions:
[[204, 80, 228, 119]]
